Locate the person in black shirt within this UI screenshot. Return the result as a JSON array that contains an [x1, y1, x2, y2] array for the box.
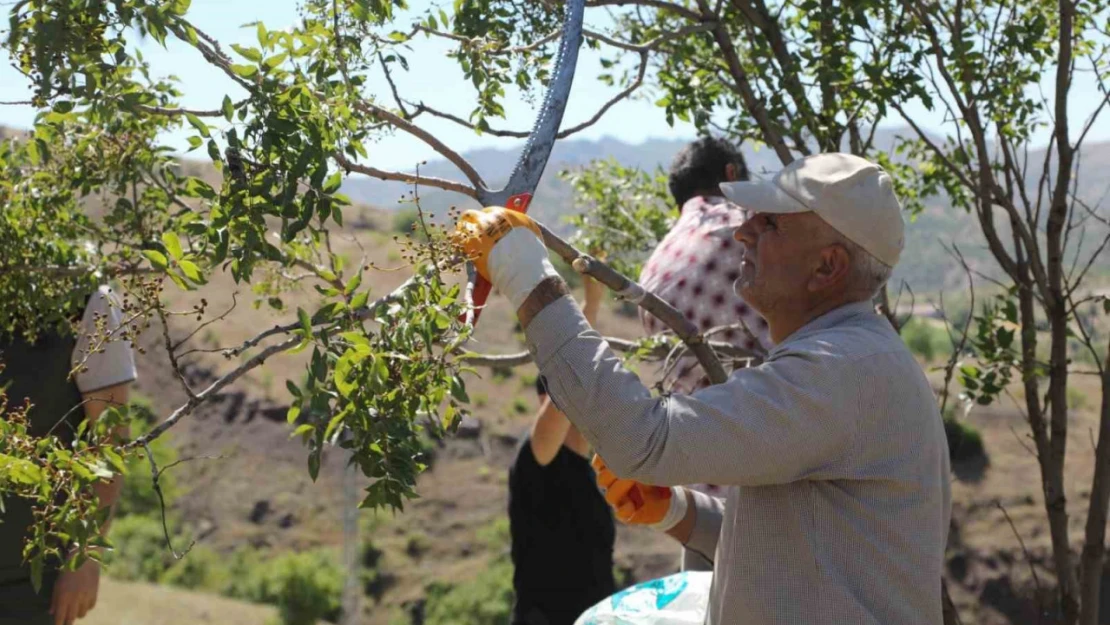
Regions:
[[508, 276, 615, 625]]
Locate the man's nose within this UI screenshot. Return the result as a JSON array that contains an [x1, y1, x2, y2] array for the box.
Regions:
[[734, 221, 755, 246]]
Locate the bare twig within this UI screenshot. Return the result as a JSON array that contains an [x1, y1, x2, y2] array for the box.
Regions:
[[172, 292, 239, 353], [156, 305, 197, 400], [143, 443, 196, 560], [377, 51, 411, 120], [937, 243, 976, 416]]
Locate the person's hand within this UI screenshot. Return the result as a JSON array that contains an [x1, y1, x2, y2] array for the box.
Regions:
[[453, 207, 559, 310], [592, 454, 687, 530], [51, 556, 100, 625]]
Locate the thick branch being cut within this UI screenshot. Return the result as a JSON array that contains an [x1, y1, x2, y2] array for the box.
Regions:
[[538, 224, 730, 385], [461, 334, 759, 368]]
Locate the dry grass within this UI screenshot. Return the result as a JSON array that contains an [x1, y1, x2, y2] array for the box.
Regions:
[[85, 577, 278, 625]]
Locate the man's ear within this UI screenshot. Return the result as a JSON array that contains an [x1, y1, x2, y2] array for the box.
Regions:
[[809, 245, 852, 292], [724, 163, 739, 183]]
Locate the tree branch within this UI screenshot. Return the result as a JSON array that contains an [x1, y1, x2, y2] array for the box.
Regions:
[[410, 22, 716, 140], [586, 0, 704, 21], [333, 152, 478, 198], [538, 224, 730, 384]]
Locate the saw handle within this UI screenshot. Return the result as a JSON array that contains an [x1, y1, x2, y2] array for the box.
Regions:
[[463, 193, 534, 325]]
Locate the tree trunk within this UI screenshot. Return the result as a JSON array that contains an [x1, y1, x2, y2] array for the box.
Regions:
[[1078, 345, 1110, 625]]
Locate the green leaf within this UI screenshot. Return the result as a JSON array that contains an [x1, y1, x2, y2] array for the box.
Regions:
[[308, 450, 321, 481], [184, 112, 210, 138], [323, 170, 343, 194], [0, 454, 43, 485], [291, 424, 314, 438], [344, 271, 362, 295], [288, 336, 311, 355], [222, 95, 234, 122], [102, 449, 126, 474], [334, 353, 358, 398], [26, 140, 41, 165], [231, 64, 258, 78], [186, 136, 203, 150], [230, 44, 263, 62], [286, 380, 301, 398], [257, 22, 269, 48], [340, 331, 371, 347], [162, 232, 184, 260], [286, 404, 301, 424], [263, 53, 288, 71], [142, 250, 169, 270], [297, 308, 312, 335], [178, 260, 203, 282], [441, 403, 457, 430], [324, 407, 350, 440], [449, 375, 469, 403], [350, 291, 369, 310]]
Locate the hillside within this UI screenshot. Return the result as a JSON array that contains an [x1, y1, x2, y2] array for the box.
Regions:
[[4, 122, 1109, 624], [337, 132, 1110, 294], [125, 214, 1109, 625]]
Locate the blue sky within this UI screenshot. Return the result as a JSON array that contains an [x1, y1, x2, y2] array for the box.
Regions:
[[2, 0, 1106, 170]]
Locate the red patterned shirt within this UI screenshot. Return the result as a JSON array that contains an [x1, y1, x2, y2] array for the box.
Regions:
[[638, 195, 770, 393]]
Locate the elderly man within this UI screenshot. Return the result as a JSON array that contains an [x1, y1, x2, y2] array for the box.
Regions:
[[455, 153, 951, 624]]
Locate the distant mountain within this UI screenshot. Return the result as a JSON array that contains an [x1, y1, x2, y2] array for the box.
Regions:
[[4, 121, 1103, 293]]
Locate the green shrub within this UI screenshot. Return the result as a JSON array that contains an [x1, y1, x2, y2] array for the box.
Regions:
[[223, 548, 344, 625], [160, 545, 223, 590], [405, 532, 430, 558], [943, 415, 985, 463], [113, 396, 180, 519], [901, 318, 950, 363], [262, 549, 344, 625], [511, 397, 529, 415], [475, 518, 510, 551], [103, 515, 180, 583], [393, 208, 420, 234], [423, 559, 514, 625]]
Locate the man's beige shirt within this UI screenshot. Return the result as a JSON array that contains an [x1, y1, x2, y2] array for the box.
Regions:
[[524, 298, 951, 624]]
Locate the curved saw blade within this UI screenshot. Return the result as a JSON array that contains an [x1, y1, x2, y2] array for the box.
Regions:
[[467, 0, 586, 325]]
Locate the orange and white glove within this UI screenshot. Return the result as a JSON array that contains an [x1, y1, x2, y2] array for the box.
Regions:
[[453, 207, 560, 310], [592, 454, 688, 531]]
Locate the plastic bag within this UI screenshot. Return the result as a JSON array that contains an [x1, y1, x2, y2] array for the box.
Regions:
[[574, 571, 712, 625]]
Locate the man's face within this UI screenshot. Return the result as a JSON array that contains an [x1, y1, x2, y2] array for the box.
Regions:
[[732, 212, 828, 317]]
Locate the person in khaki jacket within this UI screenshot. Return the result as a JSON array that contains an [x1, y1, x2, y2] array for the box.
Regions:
[[453, 153, 952, 625]]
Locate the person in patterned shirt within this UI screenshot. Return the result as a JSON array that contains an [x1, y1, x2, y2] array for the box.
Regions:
[[639, 136, 770, 394], [637, 137, 771, 571]]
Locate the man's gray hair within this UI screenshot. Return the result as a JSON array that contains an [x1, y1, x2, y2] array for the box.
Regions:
[[829, 229, 893, 297]]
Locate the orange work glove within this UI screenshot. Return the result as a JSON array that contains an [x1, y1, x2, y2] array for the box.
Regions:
[[592, 454, 688, 531], [452, 207, 559, 309]]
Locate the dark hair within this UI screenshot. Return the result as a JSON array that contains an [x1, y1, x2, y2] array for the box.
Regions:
[[667, 136, 748, 207], [535, 375, 548, 398]]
